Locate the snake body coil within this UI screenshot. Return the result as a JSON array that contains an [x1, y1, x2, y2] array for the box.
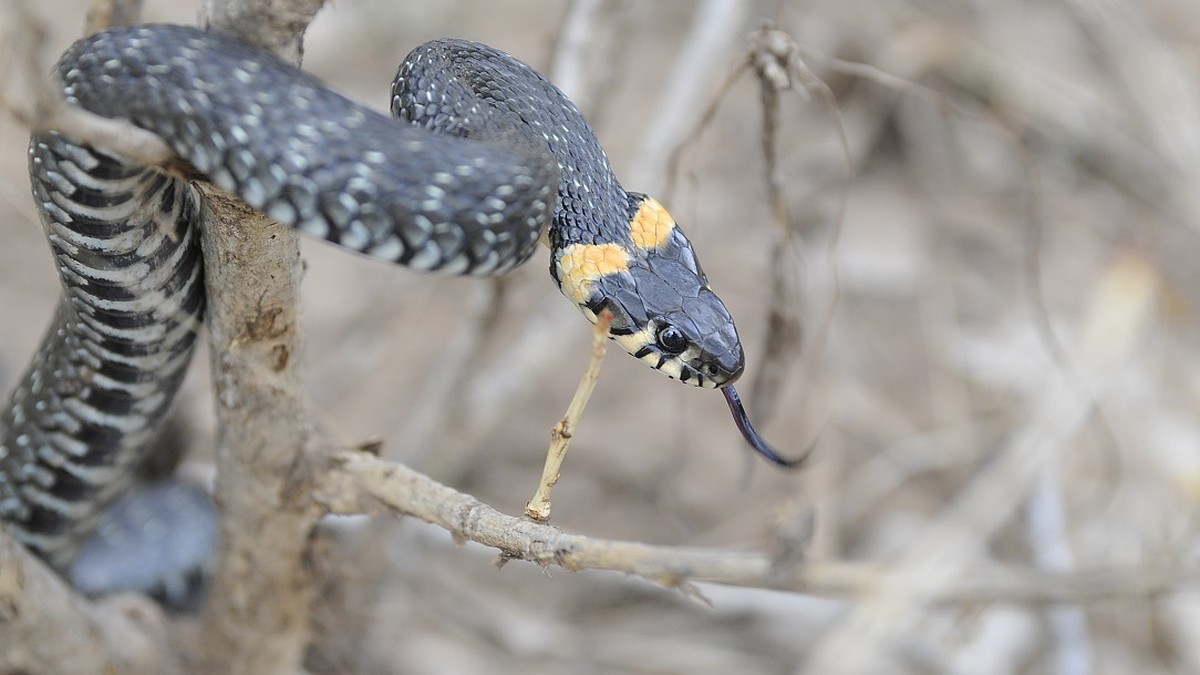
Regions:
[[1, 24, 792, 595]]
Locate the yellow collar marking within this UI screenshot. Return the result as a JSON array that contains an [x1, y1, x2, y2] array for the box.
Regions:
[[556, 242, 630, 306], [630, 197, 676, 251]]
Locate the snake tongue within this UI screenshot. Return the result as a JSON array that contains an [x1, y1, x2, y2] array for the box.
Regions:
[[721, 385, 807, 468]]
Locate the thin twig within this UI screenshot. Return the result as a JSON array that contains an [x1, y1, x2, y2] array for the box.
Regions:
[[762, 34, 852, 428], [662, 62, 747, 206], [662, 25, 854, 429], [525, 310, 613, 521], [746, 26, 806, 425]]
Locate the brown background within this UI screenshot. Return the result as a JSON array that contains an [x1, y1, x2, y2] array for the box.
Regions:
[[3, 1, 1200, 672]]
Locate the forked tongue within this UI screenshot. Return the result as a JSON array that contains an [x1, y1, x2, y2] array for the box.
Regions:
[[721, 385, 807, 468]]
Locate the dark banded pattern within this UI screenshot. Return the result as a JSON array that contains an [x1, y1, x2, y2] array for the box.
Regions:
[[0, 133, 203, 567]]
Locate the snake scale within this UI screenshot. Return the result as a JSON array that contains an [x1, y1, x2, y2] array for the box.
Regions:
[[0, 23, 799, 601]]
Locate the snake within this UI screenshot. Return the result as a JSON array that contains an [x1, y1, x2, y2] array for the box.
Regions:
[[0, 23, 801, 602]]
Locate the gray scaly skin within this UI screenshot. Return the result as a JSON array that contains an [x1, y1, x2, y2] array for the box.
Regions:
[[394, 40, 745, 387], [1, 134, 204, 568], [2, 23, 775, 598]]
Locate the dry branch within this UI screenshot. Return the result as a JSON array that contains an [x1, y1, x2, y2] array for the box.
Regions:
[[198, 0, 324, 63], [319, 449, 1200, 606], [190, 1, 328, 673], [745, 26, 809, 425], [525, 310, 613, 522], [0, 531, 180, 675]]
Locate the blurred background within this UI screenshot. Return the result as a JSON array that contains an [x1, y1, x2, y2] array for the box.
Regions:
[[3, 0, 1200, 673]]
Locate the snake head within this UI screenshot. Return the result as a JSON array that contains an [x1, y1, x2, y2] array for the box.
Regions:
[[553, 194, 744, 388]]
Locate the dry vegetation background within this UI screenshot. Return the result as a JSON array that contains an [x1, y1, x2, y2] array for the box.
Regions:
[[3, 0, 1200, 673]]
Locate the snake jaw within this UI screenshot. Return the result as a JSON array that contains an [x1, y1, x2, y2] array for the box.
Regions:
[[610, 326, 708, 387], [604, 317, 741, 389]]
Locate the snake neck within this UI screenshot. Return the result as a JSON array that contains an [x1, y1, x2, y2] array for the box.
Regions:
[[392, 39, 630, 253], [390, 40, 743, 388]]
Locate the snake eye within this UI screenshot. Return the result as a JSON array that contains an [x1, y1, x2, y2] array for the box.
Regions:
[[656, 324, 687, 354]]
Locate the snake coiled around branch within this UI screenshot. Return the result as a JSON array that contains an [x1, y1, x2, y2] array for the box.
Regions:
[[0, 23, 798, 603]]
